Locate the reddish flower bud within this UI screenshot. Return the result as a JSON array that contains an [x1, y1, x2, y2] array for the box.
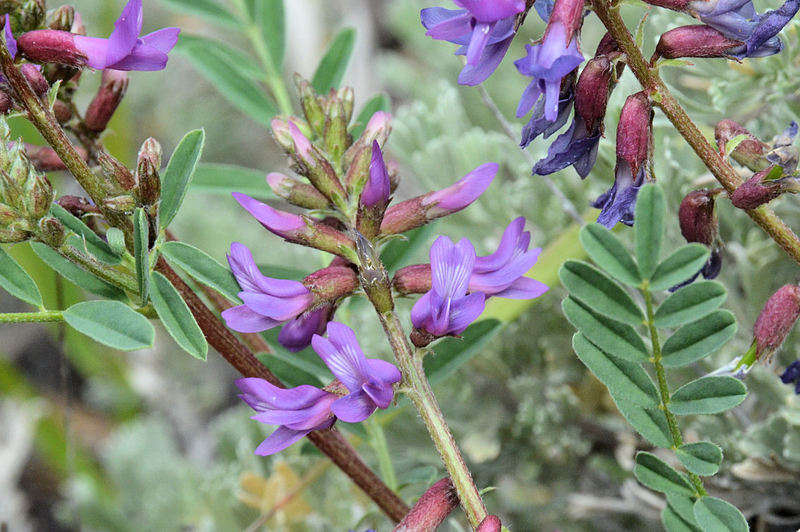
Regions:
[[616, 91, 652, 178], [84, 69, 128, 132], [302, 265, 358, 302], [477, 515, 502, 532], [21, 63, 49, 96], [655, 25, 743, 59], [730, 164, 798, 210], [393, 478, 459, 532], [52, 100, 72, 123], [57, 195, 98, 217], [24, 142, 87, 172], [679, 189, 720, 246], [266, 172, 329, 210], [753, 284, 800, 361], [575, 56, 614, 134], [715, 119, 770, 172], [98, 152, 135, 190], [393, 264, 432, 295], [17, 29, 87, 66]]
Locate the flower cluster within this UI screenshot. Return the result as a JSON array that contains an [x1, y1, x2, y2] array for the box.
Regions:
[[237, 322, 401, 455]]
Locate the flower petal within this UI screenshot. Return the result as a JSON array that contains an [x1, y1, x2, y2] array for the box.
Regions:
[[254, 426, 311, 456], [106, 0, 143, 67], [367, 359, 402, 384], [490, 277, 549, 299], [240, 291, 312, 321], [423, 9, 472, 41], [362, 379, 395, 409], [233, 192, 306, 235], [458, 34, 515, 86], [236, 379, 329, 410], [448, 292, 486, 334], [140, 27, 180, 53], [312, 322, 371, 392], [278, 308, 328, 352], [332, 390, 377, 423], [473, 218, 525, 272], [222, 305, 280, 333]]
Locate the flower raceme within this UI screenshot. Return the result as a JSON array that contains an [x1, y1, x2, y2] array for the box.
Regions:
[[17, 0, 179, 71], [421, 0, 525, 85], [237, 322, 401, 455]]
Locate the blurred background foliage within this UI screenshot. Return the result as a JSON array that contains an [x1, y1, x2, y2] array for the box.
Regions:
[[1, 0, 800, 530]]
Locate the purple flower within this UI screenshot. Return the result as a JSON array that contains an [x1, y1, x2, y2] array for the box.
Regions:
[[277, 307, 330, 353], [520, 72, 575, 149], [312, 322, 401, 422], [780, 360, 800, 394], [4, 15, 16, 58], [221, 242, 314, 334], [470, 217, 549, 299], [361, 140, 391, 207], [411, 236, 486, 337], [514, 16, 584, 122], [237, 378, 337, 455], [532, 117, 601, 178], [691, 0, 800, 58], [75, 0, 180, 70], [420, 0, 525, 86], [592, 164, 646, 228]]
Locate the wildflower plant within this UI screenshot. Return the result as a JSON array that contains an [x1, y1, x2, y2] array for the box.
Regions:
[[2, 0, 800, 530]]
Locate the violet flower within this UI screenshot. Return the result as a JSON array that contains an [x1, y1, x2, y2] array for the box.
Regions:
[[4, 15, 16, 58], [236, 378, 337, 456], [690, 0, 800, 58], [532, 118, 601, 177], [519, 72, 575, 149], [311, 322, 401, 422], [361, 140, 391, 207], [469, 217, 549, 299], [411, 236, 486, 337], [421, 0, 525, 85], [18, 0, 179, 71], [780, 360, 800, 394], [221, 242, 314, 334], [515, 0, 584, 122]]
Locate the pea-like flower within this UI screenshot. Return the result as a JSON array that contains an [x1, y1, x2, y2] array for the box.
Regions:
[[18, 0, 180, 71], [421, 0, 525, 85], [411, 236, 486, 338]]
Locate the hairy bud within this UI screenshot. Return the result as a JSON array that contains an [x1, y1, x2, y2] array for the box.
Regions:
[[655, 25, 743, 59], [730, 164, 799, 210], [98, 152, 135, 190], [394, 478, 459, 532], [17, 29, 86, 66], [753, 284, 800, 361], [715, 119, 770, 172], [21, 63, 49, 97], [678, 188, 723, 280], [135, 137, 162, 206], [85, 69, 129, 132]]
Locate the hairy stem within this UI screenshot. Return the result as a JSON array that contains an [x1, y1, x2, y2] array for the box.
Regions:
[[378, 310, 487, 528], [154, 257, 409, 522], [590, 0, 800, 265], [57, 244, 139, 294], [0, 310, 63, 323], [643, 283, 706, 496]]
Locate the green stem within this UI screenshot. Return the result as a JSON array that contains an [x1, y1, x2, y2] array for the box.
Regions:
[[57, 244, 139, 294], [590, 0, 800, 266], [642, 283, 707, 496], [0, 310, 63, 323], [378, 310, 488, 528], [364, 417, 398, 491]]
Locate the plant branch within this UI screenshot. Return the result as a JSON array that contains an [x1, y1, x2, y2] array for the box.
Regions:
[[154, 257, 409, 522], [0, 310, 63, 323], [590, 0, 800, 265]]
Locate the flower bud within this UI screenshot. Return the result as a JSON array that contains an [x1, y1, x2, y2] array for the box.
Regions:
[[20, 63, 48, 97], [575, 56, 614, 134], [394, 478, 459, 532], [84, 69, 128, 132], [98, 152, 135, 190], [302, 265, 359, 302], [380, 163, 496, 235], [24, 143, 87, 172], [679, 189, 720, 246], [36, 216, 64, 247], [655, 25, 743, 59], [266, 172, 329, 210], [323, 96, 350, 163], [23, 173, 53, 219], [393, 263, 432, 295], [477, 516, 502, 532], [715, 119, 770, 172], [616, 92, 652, 179], [753, 284, 800, 362], [0, 91, 12, 114], [17, 0, 45, 31], [548, 0, 585, 43], [730, 164, 799, 210], [47, 5, 74, 31], [17, 29, 87, 67], [135, 137, 161, 206], [294, 75, 325, 135], [52, 100, 72, 123], [57, 195, 97, 217], [233, 192, 357, 261], [344, 111, 392, 169]]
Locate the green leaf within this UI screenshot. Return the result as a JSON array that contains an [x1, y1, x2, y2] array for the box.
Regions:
[[256, 0, 285, 71], [160, 0, 241, 28], [572, 333, 659, 408], [663, 505, 700, 532], [0, 246, 42, 306], [424, 320, 504, 385], [63, 301, 154, 351], [649, 244, 710, 292], [560, 260, 644, 326], [614, 401, 673, 448], [50, 204, 120, 265], [30, 242, 127, 301], [667, 494, 700, 528], [634, 184, 665, 279], [670, 376, 747, 415], [654, 281, 727, 328], [161, 241, 241, 302], [133, 208, 150, 304], [311, 28, 356, 93], [693, 497, 748, 532], [178, 45, 276, 127], [579, 224, 641, 286], [175, 34, 262, 79], [661, 310, 737, 367], [562, 297, 650, 363], [106, 228, 126, 256], [351, 93, 391, 138], [633, 451, 696, 496], [160, 129, 205, 228], [676, 442, 723, 476], [191, 163, 273, 198], [149, 271, 208, 360]]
